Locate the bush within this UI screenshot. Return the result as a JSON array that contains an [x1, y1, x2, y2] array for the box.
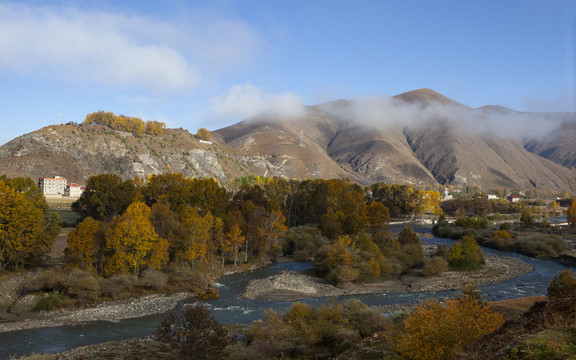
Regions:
[[548, 270, 576, 300], [328, 265, 360, 285], [156, 304, 229, 360], [423, 256, 449, 277], [499, 222, 512, 231], [61, 268, 100, 300], [518, 234, 563, 258], [138, 269, 169, 290], [391, 294, 503, 360], [24, 270, 64, 293], [33, 291, 64, 312], [99, 275, 135, 298], [448, 235, 484, 271]]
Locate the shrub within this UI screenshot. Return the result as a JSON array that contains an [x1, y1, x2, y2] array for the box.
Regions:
[[499, 222, 512, 231], [99, 275, 135, 298], [548, 270, 576, 300], [518, 234, 563, 258], [138, 269, 169, 290], [61, 268, 100, 300], [33, 291, 64, 312], [156, 304, 229, 360], [328, 265, 360, 285], [24, 270, 64, 293], [391, 294, 503, 360], [448, 235, 484, 271], [423, 256, 449, 277]]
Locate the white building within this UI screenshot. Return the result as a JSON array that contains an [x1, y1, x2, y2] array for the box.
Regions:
[[38, 176, 67, 196], [486, 194, 499, 200], [64, 183, 85, 198]]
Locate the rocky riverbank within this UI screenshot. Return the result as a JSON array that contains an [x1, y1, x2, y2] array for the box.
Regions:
[[243, 254, 534, 301], [0, 292, 192, 333]]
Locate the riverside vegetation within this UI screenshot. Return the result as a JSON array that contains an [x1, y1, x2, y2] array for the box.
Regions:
[[1, 172, 575, 359]]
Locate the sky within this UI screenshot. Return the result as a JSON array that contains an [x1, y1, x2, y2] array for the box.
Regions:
[[0, 0, 575, 145]]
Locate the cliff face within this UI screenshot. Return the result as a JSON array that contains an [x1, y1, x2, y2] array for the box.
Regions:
[[0, 123, 264, 184], [0, 89, 574, 192]]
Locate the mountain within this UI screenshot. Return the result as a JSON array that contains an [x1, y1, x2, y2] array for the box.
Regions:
[[0, 89, 574, 192], [524, 118, 576, 169]]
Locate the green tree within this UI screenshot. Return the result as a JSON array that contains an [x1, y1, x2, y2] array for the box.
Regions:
[[72, 174, 136, 221], [448, 235, 484, 270], [521, 208, 534, 227]]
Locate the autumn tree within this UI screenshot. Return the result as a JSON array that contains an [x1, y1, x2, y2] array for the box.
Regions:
[[416, 189, 443, 218], [174, 207, 214, 267], [197, 128, 212, 141], [366, 201, 391, 247], [145, 120, 165, 135], [225, 223, 245, 266], [83, 111, 165, 137], [65, 217, 101, 271], [103, 202, 169, 277], [392, 294, 504, 360], [448, 235, 484, 270], [72, 174, 136, 221], [0, 179, 60, 270], [567, 199, 576, 228]]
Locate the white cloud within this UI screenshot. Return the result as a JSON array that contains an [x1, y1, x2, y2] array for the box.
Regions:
[[208, 83, 304, 123], [0, 3, 261, 94], [319, 94, 563, 138]]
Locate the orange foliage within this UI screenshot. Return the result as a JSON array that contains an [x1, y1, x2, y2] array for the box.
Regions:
[[393, 294, 504, 360]]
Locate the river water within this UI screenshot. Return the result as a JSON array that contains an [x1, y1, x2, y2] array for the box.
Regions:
[[1, 230, 574, 358]]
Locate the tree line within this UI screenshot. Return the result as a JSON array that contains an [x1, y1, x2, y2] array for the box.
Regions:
[[63, 174, 458, 286], [84, 111, 166, 136]]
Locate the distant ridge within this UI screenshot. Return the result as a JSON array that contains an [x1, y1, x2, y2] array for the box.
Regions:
[[0, 89, 574, 193]]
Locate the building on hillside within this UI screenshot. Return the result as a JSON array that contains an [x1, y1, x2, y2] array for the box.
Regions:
[[486, 194, 499, 200], [38, 176, 67, 196], [507, 195, 520, 202], [64, 183, 85, 198]]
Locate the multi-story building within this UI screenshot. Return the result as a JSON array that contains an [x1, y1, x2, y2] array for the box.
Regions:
[[64, 183, 85, 198], [38, 176, 68, 196]]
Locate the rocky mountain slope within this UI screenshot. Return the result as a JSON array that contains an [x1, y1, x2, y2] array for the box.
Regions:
[[0, 89, 574, 192]]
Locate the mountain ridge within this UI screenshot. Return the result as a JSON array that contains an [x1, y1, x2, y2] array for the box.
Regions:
[[0, 89, 574, 192]]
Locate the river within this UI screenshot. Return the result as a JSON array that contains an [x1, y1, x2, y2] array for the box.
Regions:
[[1, 231, 574, 358]]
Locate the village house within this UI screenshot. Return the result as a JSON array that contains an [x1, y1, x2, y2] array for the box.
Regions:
[[64, 183, 85, 198]]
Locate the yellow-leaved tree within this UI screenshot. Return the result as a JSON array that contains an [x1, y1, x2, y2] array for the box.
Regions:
[[65, 217, 100, 271], [197, 128, 212, 141], [226, 223, 245, 267], [393, 293, 503, 360], [177, 207, 214, 267], [0, 179, 59, 270], [103, 202, 168, 277]]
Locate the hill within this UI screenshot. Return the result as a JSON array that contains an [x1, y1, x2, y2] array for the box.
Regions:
[[0, 89, 574, 192]]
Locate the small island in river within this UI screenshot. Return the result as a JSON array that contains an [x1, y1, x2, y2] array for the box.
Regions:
[[243, 252, 534, 301]]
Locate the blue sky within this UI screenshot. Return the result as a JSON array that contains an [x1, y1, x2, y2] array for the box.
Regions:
[[0, 0, 575, 145]]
